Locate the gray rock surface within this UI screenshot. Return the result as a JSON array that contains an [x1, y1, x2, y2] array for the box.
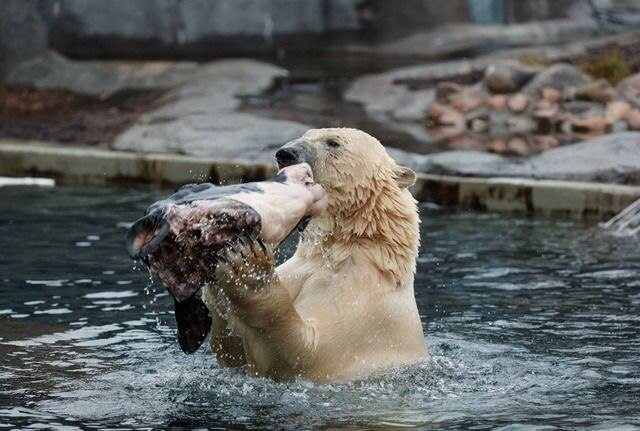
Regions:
[[618, 73, 640, 108], [346, 59, 498, 116], [51, 0, 360, 42], [0, 0, 47, 79], [6, 52, 200, 94], [522, 63, 592, 96], [0, 0, 581, 60], [345, 58, 547, 118], [5, 54, 310, 163], [387, 148, 513, 177], [112, 59, 310, 163], [346, 19, 598, 59], [525, 132, 640, 183], [401, 133, 640, 184], [483, 64, 536, 94], [423, 151, 512, 176]]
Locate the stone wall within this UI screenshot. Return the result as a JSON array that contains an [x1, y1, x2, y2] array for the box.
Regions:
[[44, 0, 362, 58], [0, 0, 48, 79], [0, 0, 586, 74]]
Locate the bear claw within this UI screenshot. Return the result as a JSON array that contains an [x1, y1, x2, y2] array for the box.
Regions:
[[215, 234, 275, 301]]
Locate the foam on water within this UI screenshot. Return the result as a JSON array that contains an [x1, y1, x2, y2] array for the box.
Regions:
[[1, 187, 639, 430]]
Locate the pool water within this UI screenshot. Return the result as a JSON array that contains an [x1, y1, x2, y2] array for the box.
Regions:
[[1, 186, 639, 430]]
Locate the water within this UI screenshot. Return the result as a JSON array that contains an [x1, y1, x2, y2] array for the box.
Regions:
[[1, 186, 640, 430]]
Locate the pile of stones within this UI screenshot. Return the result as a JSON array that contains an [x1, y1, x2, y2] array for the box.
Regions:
[[426, 63, 640, 156]]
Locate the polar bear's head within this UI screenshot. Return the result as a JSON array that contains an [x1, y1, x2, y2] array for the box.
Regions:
[[276, 128, 419, 286], [275, 128, 416, 196]]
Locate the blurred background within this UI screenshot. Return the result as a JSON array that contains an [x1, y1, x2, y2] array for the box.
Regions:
[[2, 0, 640, 177]]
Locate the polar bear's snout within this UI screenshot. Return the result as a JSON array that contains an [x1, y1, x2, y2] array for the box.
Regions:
[[275, 146, 301, 168], [276, 138, 314, 168]]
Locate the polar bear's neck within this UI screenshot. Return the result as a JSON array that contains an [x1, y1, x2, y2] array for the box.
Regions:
[[298, 177, 419, 289]]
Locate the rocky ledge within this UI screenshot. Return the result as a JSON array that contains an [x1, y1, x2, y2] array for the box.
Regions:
[[390, 132, 640, 185], [347, 53, 640, 185], [6, 54, 311, 163]]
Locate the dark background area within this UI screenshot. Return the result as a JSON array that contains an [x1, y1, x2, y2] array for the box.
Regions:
[[1, 0, 580, 76]]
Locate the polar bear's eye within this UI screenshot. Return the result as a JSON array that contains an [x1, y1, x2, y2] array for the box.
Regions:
[[326, 139, 340, 148]]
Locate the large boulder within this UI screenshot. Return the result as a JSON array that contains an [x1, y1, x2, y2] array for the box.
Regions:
[[422, 151, 512, 177], [526, 132, 640, 183], [112, 59, 311, 162], [412, 133, 640, 184], [5, 52, 199, 94], [113, 113, 308, 162], [483, 63, 537, 94], [522, 63, 592, 96], [617, 73, 640, 108]]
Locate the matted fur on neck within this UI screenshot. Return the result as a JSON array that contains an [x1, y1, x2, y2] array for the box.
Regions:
[[298, 166, 419, 288]]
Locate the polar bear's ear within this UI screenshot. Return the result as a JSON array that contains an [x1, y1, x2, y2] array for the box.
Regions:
[[393, 165, 416, 188]]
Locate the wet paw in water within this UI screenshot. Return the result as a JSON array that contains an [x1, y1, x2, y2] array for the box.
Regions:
[[215, 234, 276, 299]]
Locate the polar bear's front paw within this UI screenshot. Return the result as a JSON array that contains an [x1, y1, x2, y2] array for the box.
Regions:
[[215, 235, 275, 303]]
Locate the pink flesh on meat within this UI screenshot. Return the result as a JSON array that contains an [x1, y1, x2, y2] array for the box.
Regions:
[[136, 163, 326, 302]]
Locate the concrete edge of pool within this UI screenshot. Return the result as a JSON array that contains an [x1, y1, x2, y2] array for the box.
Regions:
[[1, 140, 639, 220]]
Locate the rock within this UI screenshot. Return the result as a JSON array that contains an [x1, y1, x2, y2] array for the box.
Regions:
[[7, 51, 200, 95], [427, 103, 465, 128], [505, 116, 536, 133], [606, 100, 632, 122], [467, 114, 490, 133], [449, 135, 486, 151], [392, 90, 434, 122], [626, 109, 640, 130], [488, 137, 508, 154], [435, 82, 465, 103], [448, 89, 486, 113], [611, 121, 629, 133], [483, 64, 535, 94], [541, 87, 561, 104], [427, 103, 446, 120], [361, 19, 598, 59], [533, 101, 559, 133], [617, 73, 640, 108], [488, 94, 508, 111], [563, 100, 605, 119], [44, 0, 359, 58], [570, 117, 609, 133], [115, 113, 309, 162], [428, 125, 465, 142], [526, 132, 640, 183], [422, 151, 509, 177], [533, 100, 559, 117], [345, 58, 536, 129], [0, 0, 47, 79], [112, 59, 312, 162], [508, 94, 530, 113], [558, 116, 573, 134], [532, 135, 559, 151], [523, 63, 592, 96], [418, 132, 640, 184], [507, 136, 530, 156], [385, 148, 431, 173], [572, 79, 618, 103]]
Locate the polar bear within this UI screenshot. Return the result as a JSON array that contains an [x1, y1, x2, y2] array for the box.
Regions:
[[203, 128, 427, 382]]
